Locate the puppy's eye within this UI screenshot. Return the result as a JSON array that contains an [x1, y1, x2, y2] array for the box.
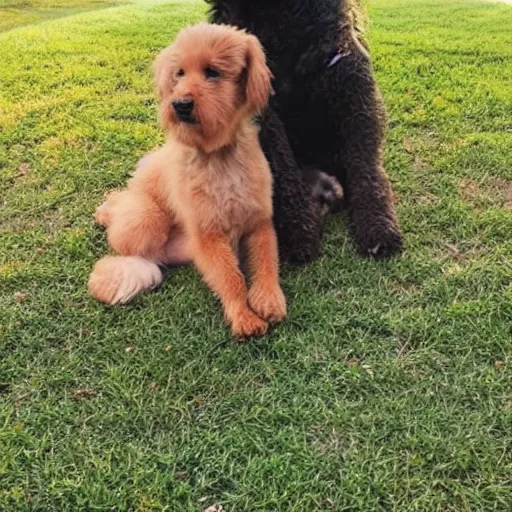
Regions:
[[176, 69, 185, 78], [205, 67, 220, 80]]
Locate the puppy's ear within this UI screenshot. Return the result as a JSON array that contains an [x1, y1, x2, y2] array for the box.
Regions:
[[153, 45, 175, 100], [244, 34, 272, 112], [153, 45, 176, 128]]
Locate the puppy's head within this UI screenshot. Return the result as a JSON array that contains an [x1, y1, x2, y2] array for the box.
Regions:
[[154, 23, 272, 152]]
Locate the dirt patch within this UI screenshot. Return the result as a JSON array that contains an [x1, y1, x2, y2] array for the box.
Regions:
[[0, 209, 69, 234], [458, 178, 512, 209]]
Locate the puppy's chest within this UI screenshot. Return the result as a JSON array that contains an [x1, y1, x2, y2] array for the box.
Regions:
[[177, 161, 270, 233]]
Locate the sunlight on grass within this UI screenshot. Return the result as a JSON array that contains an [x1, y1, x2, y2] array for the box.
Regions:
[[0, 0, 132, 32]]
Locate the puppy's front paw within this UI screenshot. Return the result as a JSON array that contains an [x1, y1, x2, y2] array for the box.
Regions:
[[231, 308, 268, 340], [248, 283, 287, 324]]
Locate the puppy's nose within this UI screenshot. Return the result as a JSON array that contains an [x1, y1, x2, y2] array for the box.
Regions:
[[172, 99, 195, 122]]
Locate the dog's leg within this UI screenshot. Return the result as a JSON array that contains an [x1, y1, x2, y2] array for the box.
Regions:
[[193, 232, 268, 339], [287, 50, 402, 258], [339, 120, 403, 259], [99, 190, 172, 260], [89, 190, 177, 305], [258, 108, 324, 265], [245, 220, 287, 324], [345, 160, 402, 258], [328, 52, 402, 258]]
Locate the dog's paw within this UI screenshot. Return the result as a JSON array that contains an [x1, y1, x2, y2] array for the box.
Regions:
[[248, 283, 287, 324], [277, 206, 323, 266], [352, 217, 403, 259], [302, 168, 344, 217], [279, 229, 321, 266], [231, 308, 269, 340], [312, 173, 344, 216]]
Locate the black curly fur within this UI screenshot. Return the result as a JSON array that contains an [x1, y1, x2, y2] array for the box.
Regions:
[[258, 109, 324, 264], [207, 0, 403, 259]]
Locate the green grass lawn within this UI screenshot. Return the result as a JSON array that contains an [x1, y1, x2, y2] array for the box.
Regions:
[[0, 0, 133, 32], [1, 0, 512, 510]]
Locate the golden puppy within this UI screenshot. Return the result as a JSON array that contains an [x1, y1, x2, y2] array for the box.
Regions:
[[88, 23, 286, 338]]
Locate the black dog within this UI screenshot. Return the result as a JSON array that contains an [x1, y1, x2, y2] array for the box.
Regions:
[[207, 0, 402, 261]]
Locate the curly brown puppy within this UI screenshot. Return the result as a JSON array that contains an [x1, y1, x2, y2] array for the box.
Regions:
[[88, 23, 286, 339], [207, 0, 403, 259]]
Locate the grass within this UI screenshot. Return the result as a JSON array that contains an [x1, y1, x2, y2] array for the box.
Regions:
[[0, 0, 131, 32], [1, 0, 512, 510]]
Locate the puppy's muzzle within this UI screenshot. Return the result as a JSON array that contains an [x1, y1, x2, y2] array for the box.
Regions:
[[172, 99, 196, 124]]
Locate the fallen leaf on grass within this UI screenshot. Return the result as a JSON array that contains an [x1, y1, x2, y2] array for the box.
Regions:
[[396, 340, 410, 358], [14, 393, 30, 405], [495, 361, 505, 371], [193, 396, 205, 407], [70, 389, 97, 400], [19, 163, 30, 176], [444, 242, 463, 261], [203, 505, 223, 512], [321, 498, 334, 509], [14, 292, 29, 302], [362, 364, 374, 377]]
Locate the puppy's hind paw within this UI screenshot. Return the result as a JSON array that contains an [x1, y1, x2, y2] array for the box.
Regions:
[[94, 203, 111, 227], [94, 191, 121, 227]]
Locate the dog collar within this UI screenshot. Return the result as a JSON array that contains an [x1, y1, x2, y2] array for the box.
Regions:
[[328, 49, 351, 68]]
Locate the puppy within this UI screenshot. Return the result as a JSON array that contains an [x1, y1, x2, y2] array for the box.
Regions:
[[88, 23, 287, 339]]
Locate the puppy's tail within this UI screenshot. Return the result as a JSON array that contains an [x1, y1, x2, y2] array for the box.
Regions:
[[88, 256, 163, 305]]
